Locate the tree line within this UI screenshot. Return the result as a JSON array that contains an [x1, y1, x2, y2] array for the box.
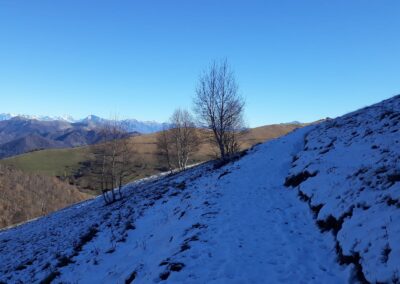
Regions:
[[91, 59, 246, 204]]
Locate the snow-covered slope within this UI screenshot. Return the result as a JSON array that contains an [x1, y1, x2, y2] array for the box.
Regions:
[[0, 96, 399, 283], [285, 95, 400, 283], [0, 127, 350, 283]]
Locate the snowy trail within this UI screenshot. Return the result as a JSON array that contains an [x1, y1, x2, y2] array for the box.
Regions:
[[173, 127, 352, 283]]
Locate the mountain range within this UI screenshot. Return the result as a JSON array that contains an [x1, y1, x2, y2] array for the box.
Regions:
[[0, 114, 168, 159], [0, 113, 167, 133], [0, 113, 75, 122]]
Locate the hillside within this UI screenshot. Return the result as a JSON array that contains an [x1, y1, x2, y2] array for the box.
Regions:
[[0, 147, 92, 178], [0, 164, 89, 229], [1, 123, 301, 192], [0, 96, 398, 283], [284, 95, 400, 282]]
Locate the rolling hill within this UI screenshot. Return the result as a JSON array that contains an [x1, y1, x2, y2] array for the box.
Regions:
[[0, 123, 302, 192]]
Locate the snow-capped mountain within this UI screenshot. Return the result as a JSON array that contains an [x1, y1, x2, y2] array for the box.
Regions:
[[81, 114, 104, 123], [0, 113, 76, 122], [0, 113, 167, 133], [0, 95, 399, 283], [0, 114, 168, 158], [0, 118, 104, 159], [80, 115, 168, 134], [0, 113, 12, 121], [123, 119, 169, 134]]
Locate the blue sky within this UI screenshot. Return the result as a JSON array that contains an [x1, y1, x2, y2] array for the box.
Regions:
[[0, 1, 399, 127]]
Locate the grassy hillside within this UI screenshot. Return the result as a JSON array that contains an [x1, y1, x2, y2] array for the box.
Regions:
[[0, 124, 301, 193], [0, 147, 92, 177], [0, 164, 89, 229]]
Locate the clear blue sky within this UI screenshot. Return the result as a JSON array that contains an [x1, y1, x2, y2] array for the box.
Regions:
[[0, 1, 399, 127]]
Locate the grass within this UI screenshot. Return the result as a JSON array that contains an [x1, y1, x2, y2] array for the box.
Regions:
[[0, 147, 92, 177], [0, 124, 301, 193]]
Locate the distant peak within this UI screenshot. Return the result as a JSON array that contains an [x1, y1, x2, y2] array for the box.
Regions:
[[0, 113, 76, 122], [85, 114, 100, 120]]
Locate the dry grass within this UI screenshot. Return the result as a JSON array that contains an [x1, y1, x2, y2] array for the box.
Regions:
[[1, 124, 302, 193]]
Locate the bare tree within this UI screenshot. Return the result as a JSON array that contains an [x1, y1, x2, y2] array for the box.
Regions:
[[169, 109, 199, 170], [156, 109, 199, 171], [156, 125, 173, 173], [91, 118, 135, 204], [193, 59, 245, 160]]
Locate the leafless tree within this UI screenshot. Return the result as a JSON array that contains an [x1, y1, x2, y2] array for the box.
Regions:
[[91, 118, 136, 204], [0, 164, 87, 228], [156, 109, 199, 171], [193, 59, 245, 160], [169, 109, 199, 170], [156, 125, 173, 173]]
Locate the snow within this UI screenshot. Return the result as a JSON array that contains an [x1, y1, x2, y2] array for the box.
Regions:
[[0, 126, 352, 283], [286, 95, 400, 283], [0, 113, 76, 122], [0, 95, 399, 283]]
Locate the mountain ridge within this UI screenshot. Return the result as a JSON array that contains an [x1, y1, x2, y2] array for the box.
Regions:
[[0, 113, 167, 132], [0, 115, 157, 159], [0, 118, 106, 159]]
